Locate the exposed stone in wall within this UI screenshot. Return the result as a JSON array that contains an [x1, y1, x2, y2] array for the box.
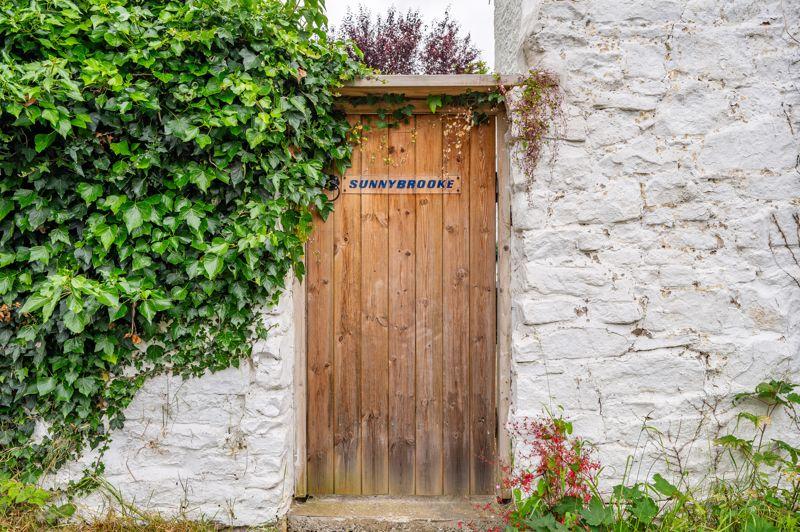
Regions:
[[497, 0, 800, 483], [57, 287, 296, 526], [48, 3, 800, 524]]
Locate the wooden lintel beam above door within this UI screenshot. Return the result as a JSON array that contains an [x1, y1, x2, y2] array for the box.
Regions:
[[337, 74, 524, 98]]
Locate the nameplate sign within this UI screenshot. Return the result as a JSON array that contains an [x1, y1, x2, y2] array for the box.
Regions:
[[341, 175, 461, 194]]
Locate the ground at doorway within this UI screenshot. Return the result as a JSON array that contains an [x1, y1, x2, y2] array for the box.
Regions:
[[287, 495, 502, 531]]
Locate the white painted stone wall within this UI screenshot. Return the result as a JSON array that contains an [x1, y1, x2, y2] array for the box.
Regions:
[[57, 287, 297, 527], [54, 2, 800, 524], [496, 0, 800, 483]]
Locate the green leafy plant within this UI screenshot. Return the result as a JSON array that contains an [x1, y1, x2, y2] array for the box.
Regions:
[[0, 0, 365, 484], [0, 478, 76, 527], [499, 69, 562, 183], [499, 414, 600, 530], [490, 380, 800, 531], [716, 380, 800, 511]]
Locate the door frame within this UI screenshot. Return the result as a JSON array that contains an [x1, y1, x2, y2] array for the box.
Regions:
[[293, 75, 517, 498]]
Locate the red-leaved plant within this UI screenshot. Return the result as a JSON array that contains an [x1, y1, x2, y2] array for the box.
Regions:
[[333, 5, 483, 75], [496, 415, 600, 530]]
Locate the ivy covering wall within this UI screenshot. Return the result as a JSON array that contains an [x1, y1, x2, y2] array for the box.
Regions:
[[0, 0, 364, 483]]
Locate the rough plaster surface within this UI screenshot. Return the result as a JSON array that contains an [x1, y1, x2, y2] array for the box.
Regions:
[[63, 1, 800, 525], [59, 288, 296, 527], [497, 0, 800, 484]]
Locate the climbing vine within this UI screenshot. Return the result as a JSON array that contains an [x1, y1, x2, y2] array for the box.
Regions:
[[499, 70, 563, 180], [0, 0, 560, 488], [341, 69, 563, 182], [0, 0, 365, 483]]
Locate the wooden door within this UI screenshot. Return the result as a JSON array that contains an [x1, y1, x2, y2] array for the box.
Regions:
[[305, 113, 497, 496]]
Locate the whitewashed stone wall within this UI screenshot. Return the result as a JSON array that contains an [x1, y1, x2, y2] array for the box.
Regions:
[[496, 0, 800, 482], [59, 288, 296, 527], [56, 2, 800, 524]]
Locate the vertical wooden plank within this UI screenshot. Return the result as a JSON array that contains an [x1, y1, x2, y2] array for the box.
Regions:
[[333, 115, 362, 494], [360, 118, 390, 495], [387, 118, 417, 495], [306, 200, 335, 494], [469, 118, 497, 495], [496, 113, 513, 499], [414, 115, 444, 495], [442, 114, 472, 495], [294, 274, 307, 497]]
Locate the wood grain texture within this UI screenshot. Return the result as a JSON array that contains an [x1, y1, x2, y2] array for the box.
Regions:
[[360, 120, 390, 495], [469, 119, 497, 495], [413, 115, 444, 495], [387, 119, 417, 495], [496, 113, 512, 498], [303, 110, 500, 497], [442, 115, 472, 495], [333, 115, 362, 494], [338, 74, 524, 97], [336, 100, 501, 115], [306, 201, 335, 494], [293, 274, 307, 497]]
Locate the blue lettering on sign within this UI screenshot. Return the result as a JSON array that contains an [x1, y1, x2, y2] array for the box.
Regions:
[[344, 176, 461, 193]]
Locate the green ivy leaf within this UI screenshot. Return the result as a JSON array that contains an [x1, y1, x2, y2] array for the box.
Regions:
[[131, 253, 152, 271], [34, 132, 57, 152], [20, 292, 48, 314], [0, 199, 13, 222], [36, 377, 57, 396], [28, 246, 50, 264], [54, 383, 73, 402], [96, 224, 118, 251], [185, 209, 202, 231], [110, 140, 130, 155], [139, 299, 157, 323], [0, 252, 14, 268], [63, 311, 88, 334], [427, 94, 442, 113], [164, 117, 199, 141], [123, 204, 144, 232], [92, 288, 119, 308], [42, 287, 63, 322], [239, 48, 259, 70], [57, 118, 72, 138], [75, 377, 98, 397], [102, 195, 128, 214], [0, 0, 367, 484], [203, 254, 223, 279], [77, 183, 104, 204]]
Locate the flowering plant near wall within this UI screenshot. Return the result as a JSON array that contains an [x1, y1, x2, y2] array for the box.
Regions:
[[495, 415, 601, 530], [479, 380, 800, 531], [500, 70, 563, 184]]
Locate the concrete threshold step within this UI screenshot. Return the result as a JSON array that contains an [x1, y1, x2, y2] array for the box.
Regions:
[[287, 495, 503, 531]]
